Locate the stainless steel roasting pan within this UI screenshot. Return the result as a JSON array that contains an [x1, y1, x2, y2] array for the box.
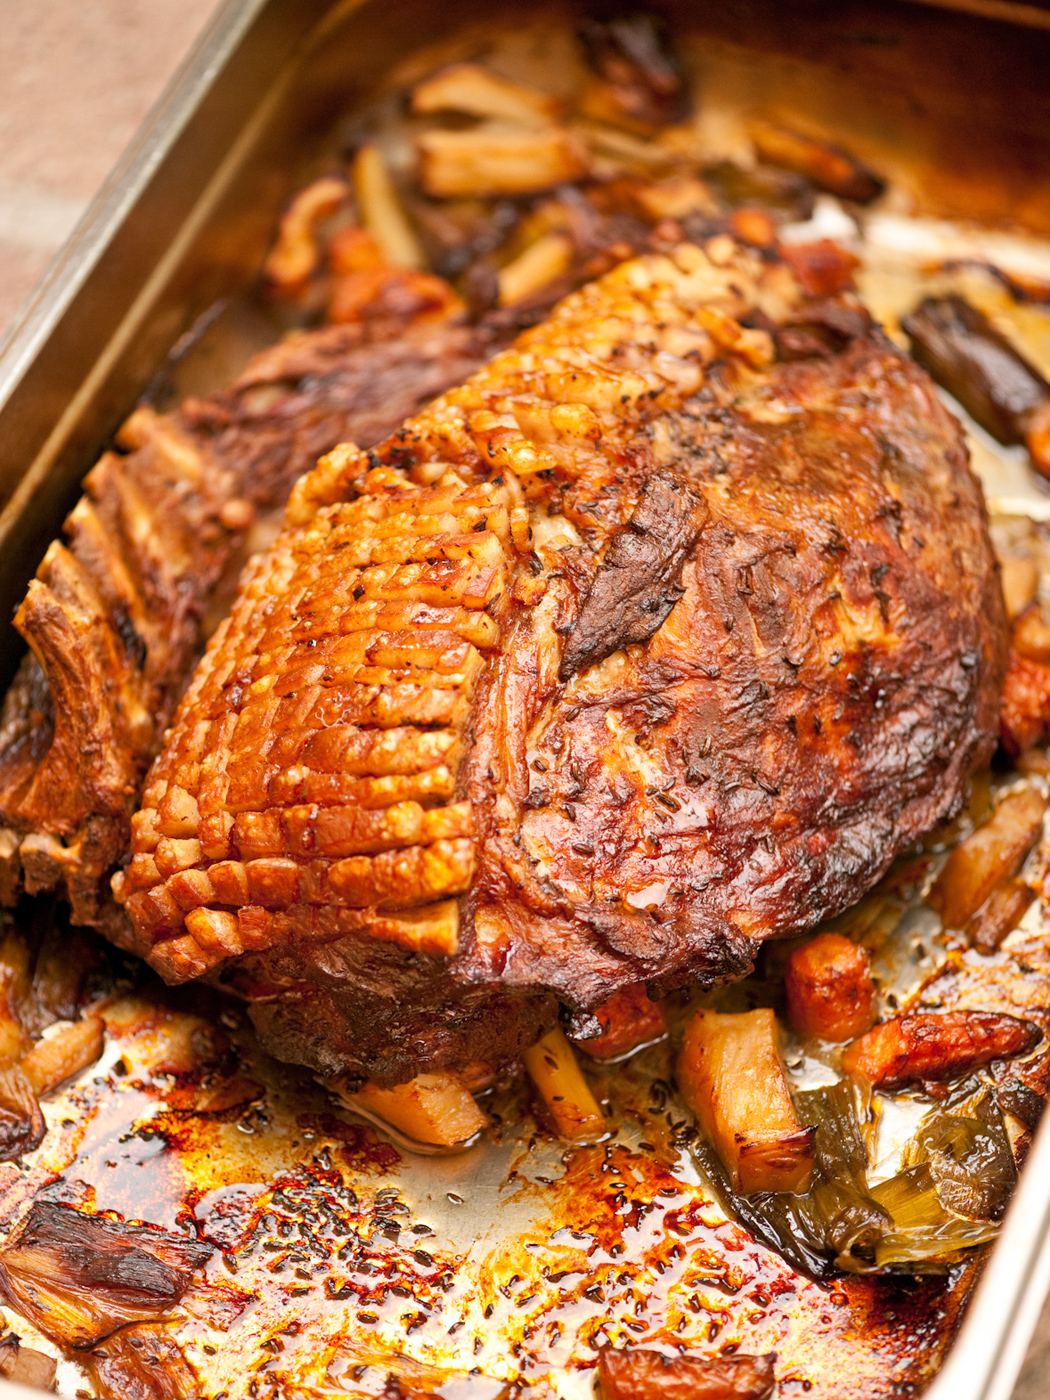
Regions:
[[1, 1, 1050, 1396]]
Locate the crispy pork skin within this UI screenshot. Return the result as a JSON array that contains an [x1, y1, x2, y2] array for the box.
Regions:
[[0, 305, 499, 933], [112, 238, 1007, 1084]]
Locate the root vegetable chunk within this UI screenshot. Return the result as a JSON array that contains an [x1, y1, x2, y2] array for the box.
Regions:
[[596, 1347, 776, 1400], [784, 933, 876, 1042], [524, 1027, 606, 1140], [842, 1010, 1041, 1090], [577, 983, 666, 1060], [678, 1009, 814, 1195], [336, 1071, 487, 1147], [928, 786, 1046, 929]]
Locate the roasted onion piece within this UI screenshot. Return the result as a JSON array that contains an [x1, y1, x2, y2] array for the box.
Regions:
[[697, 1080, 1011, 1278], [0, 1203, 212, 1348], [596, 1346, 776, 1400], [0, 1065, 45, 1162], [0, 1333, 56, 1392], [86, 1322, 199, 1400]]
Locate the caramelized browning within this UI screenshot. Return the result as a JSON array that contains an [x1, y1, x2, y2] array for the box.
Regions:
[[784, 934, 876, 1043], [679, 1008, 814, 1195], [596, 1347, 776, 1400], [841, 1011, 1041, 1089]]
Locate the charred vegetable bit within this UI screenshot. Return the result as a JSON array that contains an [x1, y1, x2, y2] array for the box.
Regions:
[[927, 785, 1046, 929], [699, 1080, 1009, 1278], [0, 1065, 44, 1161], [0, 1333, 57, 1392], [784, 933, 876, 1042], [578, 15, 687, 133], [749, 121, 885, 203], [678, 1009, 814, 1195], [596, 1346, 776, 1400], [902, 295, 1050, 475], [966, 877, 1035, 954], [841, 1010, 1041, 1090], [575, 983, 667, 1060], [86, 1322, 199, 1400], [0, 1202, 212, 1348]]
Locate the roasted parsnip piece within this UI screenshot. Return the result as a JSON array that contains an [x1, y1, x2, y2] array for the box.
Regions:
[[339, 1072, 487, 1147], [498, 230, 574, 306], [523, 1028, 605, 1140], [577, 983, 667, 1060], [596, 1346, 776, 1400], [784, 933, 876, 1042], [750, 121, 884, 202], [410, 63, 560, 128], [967, 876, 1035, 954], [842, 1011, 1040, 1090], [679, 1009, 814, 1195], [19, 1015, 105, 1096], [353, 144, 425, 271], [417, 127, 585, 198], [927, 786, 1046, 929], [902, 295, 1050, 476], [263, 177, 348, 287]]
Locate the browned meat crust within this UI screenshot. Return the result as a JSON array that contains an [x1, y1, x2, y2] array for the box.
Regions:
[[112, 239, 1007, 1084], [0, 310, 500, 930]]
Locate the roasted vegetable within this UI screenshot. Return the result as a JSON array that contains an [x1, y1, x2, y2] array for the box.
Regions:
[[578, 16, 687, 133], [524, 1028, 606, 1141], [0, 1065, 45, 1161], [0, 1203, 212, 1348], [410, 63, 560, 128], [1013, 603, 1050, 665], [679, 1009, 814, 1195], [353, 145, 425, 271], [596, 1346, 776, 1400], [999, 554, 1039, 621], [966, 877, 1034, 954], [335, 1071, 487, 1148], [498, 230, 574, 306], [263, 177, 348, 287], [417, 127, 585, 198], [86, 1322, 199, 1400], [576, 983, 667, 1060], [0, 1333, 57, 1392], [749, 121, 884, 203], [1001, 650, 1050, 754], [19, 1015, 105, 1096], [927, 785, 1046, 929], [902, 295, 1050, 476], [698, 1079, 1009, 1278], [784, 933, 876, 1042], [841, 1010, 1041, 1090]]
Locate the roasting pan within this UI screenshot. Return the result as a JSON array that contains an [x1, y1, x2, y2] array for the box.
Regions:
[[1, 0, 1050, 1395]]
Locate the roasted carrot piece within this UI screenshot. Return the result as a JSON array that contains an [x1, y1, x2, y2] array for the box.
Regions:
[[577, 983, 667, 1059], [784, 933, 876, 1042], [842, 1010, 1041, 1089]]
